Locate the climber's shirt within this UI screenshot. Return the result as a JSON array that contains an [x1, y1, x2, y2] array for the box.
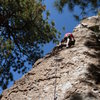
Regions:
[[64, 33, 74, 41], [64, 33, 74, 38]]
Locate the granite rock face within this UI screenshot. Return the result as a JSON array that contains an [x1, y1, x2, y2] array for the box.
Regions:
[[1, 16, 100, 100]]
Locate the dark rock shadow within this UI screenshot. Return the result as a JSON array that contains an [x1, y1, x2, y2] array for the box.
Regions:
[[70, 93, 83, 100], [69, 92, 97, 100], [84, 31, 100, 84], [87, 64, 100, 84]]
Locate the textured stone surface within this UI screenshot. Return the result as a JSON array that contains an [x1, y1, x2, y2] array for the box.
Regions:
[[1, 16, 100, 100]]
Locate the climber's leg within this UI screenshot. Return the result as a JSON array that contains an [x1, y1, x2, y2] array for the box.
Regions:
[[66, 38, 70, 48]]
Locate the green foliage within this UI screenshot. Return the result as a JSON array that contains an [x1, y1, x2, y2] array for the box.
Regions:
[[98, 10, 100, 16], [54, 0, 100, 19], [62, 26, 65, 31], [46, 10, 50, 17], [0, 0, 60, 89], [51, 21, 55, 26]]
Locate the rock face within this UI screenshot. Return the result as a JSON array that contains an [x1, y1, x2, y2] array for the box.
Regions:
[[1, 16, 100, 100]]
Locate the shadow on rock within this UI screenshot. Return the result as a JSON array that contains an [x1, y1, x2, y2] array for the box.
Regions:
[[70, 93, 83, 100], [87, 64, 100, 84], [69, 92, 97, 100], [84, 32, 100, 84]]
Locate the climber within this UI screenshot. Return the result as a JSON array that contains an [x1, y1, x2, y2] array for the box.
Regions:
[[52, 32, 75, 52], [61, 32, 75, 48]]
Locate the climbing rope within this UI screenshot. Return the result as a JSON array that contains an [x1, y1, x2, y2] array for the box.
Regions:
[[53, 55, 64, 100], [54, 63, 57, 100], [51, 59, 57, 100]]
